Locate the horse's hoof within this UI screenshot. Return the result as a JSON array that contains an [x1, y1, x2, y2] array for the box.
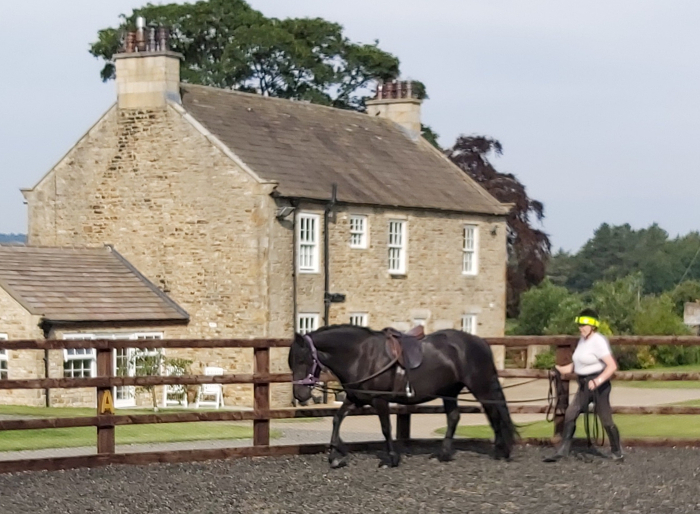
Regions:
[[389, 453, 401, 467], [437, 451, 454, 462], [329, 457, 347, 469]]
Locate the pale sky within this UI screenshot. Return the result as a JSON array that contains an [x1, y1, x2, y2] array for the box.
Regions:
[[1, 1, 699, 252]]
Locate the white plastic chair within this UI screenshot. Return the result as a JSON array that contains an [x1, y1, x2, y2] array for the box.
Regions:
[[195, 366, 224, 409], [162, 365, 188, 408]]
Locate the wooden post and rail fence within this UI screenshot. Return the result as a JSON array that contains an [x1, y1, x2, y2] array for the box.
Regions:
[[1, 336, 700, 473]]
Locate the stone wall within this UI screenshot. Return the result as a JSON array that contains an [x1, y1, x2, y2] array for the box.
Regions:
[[268, 202, 508, 380], [283, 203, 507, 336], [0, 289, 46, 406]]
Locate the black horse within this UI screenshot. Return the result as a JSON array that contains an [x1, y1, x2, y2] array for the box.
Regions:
[[289, 324, 518, 468]]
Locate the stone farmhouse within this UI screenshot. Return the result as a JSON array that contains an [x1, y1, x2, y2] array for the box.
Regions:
[[0, 23, 510, 409]]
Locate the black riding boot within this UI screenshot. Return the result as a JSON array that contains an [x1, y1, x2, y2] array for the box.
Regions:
[[543, 421, 576, 462], [605, 424, 624, 461]]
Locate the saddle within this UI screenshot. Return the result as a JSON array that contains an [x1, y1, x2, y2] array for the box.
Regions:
[[383, 325, 425, 370]]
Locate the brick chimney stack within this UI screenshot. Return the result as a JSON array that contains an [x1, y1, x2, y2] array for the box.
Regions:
[[113, 17, 183, 109], [365, 80, 423, 137]]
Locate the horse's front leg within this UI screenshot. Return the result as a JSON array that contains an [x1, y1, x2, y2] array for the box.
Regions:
[[373, 398, 400, 467], [435, 397, 459, 462], [329, 397, 354, 469]]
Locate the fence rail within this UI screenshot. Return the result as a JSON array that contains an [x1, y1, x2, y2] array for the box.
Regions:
[[1, 335, 699, 473]]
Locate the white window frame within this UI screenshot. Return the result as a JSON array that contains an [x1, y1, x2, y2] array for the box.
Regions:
[[0, 333, 7, 380], [297, 212, 320, 273], [388, 220, 407, 274], [62, 332, 163, 407], [62, 334, 97, 378], [297, 313, 319, 335], [349, 313, 368, 327], [461, 314, 477, 335], [130, 333, 165, 378], [462, 225, 479, 275], [349, 215, 368, 249]]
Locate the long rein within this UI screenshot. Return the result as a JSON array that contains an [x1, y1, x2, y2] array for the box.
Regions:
[[296, 334, 558, 406]]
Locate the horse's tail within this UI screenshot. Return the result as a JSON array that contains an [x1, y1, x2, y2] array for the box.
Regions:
[[487, 373, 519, 458]]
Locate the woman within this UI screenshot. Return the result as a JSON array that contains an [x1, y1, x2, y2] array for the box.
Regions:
[[543, 308, 623, 462]]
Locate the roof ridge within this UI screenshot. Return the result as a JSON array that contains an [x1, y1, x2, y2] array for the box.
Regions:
[[180, 83, 374, 121]]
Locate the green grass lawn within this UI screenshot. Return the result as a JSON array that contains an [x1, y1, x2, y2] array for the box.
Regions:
[[0, 405, 281, 452], [438, 414, 700, 440]]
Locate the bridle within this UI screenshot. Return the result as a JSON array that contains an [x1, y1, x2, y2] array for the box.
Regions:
[[291, 332, 399, 390], [292, 334, 323, 386]]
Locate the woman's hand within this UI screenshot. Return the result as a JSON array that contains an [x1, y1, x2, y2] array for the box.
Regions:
[[588, 378, 600, 390]]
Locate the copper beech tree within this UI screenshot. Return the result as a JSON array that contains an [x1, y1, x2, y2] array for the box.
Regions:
[[447, 136, 551, 316]]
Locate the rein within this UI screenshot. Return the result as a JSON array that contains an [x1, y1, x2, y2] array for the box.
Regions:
[[295, 334, 557, 405], [545, 368, 567, 423]]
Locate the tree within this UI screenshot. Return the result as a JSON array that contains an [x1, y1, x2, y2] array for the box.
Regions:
[[588, 273, 644, 335], [549, 224, 700, 296], [446, 136, 551, 316], [513, 279, 578, 335], [90, 0, 399, 111], [670, 280, 700, 317]]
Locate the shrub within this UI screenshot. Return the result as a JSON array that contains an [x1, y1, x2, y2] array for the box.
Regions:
[[533, 349, 556, 369]]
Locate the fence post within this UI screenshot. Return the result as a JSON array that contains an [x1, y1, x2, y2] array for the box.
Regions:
[[96, 348, 115, 454], [254, 347, 270, 446], [396, 412, 411, 441], [553, 344, 573, 440]]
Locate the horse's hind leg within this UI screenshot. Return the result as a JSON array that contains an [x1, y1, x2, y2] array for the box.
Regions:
[[471, 380, 516, 460], [329, 397, 354, 469], [372, 398, 400, 467]]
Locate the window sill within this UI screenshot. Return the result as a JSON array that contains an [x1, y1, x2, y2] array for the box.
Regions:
[[389, 273, 407, 279]]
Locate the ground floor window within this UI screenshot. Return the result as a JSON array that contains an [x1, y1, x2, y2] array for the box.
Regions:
[[461, 314, 477, 335], [62, 332, 163, 407], [63, 333, 97, 378], [297, 314, 319, 335], [349, 313, 368, 327]]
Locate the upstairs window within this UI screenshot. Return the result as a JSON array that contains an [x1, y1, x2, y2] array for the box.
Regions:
[[298, 213, 320, 273], [349, 215, 368, 249], [388, 220, 407, 274], [461, 314, 477, 335], [462, 225, 479, 275], [297, 313, 319, 335], [349, 313, 368, 327]]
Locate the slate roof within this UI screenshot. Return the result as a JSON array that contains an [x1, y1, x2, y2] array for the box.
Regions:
[[180, 84, 508, 215], [0, 245, 189, 323]]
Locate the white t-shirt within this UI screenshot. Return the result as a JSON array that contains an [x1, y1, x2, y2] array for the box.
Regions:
[[572, 332, 612, 375]]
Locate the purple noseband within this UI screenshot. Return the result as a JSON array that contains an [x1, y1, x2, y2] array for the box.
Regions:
[[292, 334, 322, 386]]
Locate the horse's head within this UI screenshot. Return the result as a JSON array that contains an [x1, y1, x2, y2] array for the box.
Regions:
[[288, 332, 320, 403]]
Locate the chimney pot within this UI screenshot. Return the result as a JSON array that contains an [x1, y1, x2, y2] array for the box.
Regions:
[[125, 32, 136, 53], [366, 79, 423, 136], [147, 26, 157, 52], [157, 27, 170, 51]]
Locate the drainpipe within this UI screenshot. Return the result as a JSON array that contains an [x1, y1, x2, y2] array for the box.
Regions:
[[323, 184, 337, 327], [291, 200, 299, 334], [40, 320, 51, 407]]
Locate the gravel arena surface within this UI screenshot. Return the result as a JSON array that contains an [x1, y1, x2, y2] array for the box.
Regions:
[[1, 445, 699, 514]]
